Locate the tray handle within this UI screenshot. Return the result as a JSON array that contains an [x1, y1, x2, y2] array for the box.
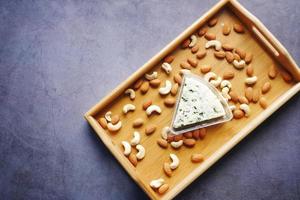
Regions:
[[229, 0, 300, 81]]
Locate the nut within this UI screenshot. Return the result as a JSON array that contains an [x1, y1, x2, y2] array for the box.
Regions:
[[158, 184, 169, 195], [214, 51, 226, 59], [167, 134, 175, 142], [159, 80, 172, 95], [180, 69, 191, 75], [233, 24, 245, 33], [111, 115, 120, 125], [261, 81, 271, 94], [192, 130, 200, 140], [204, 72, 217, 82], [198, 26, 208, 37], [143, 100, 152, 110], [133, 118, 144, 127], [200, 65, 212, 74], [189, 35, 197, 47], [221, 87, 231, 100], [210, 76, 222, 88], [173, 73, 182, 85], [171, 83, 179, 96], [130, 131, 141, 146], [199, 128, 206, 139], [252, 89, 260, 103], [183, 138, 196, 148], [196, 51, 207, 59], [208, 17, 218, 27], [245, 76, 257, 85], [225, 51, 234, 63], [233, 53, 241, 61], [149, 79, 161, 88], [246, 65, 254, 77], [133, 79, 143, 90], [161, 62, 172, 74], [164, 55, 175, 63], [164, 97, 176, 107], [245, 53, 253, 64], [98, 117, 107, 129], [104, 111, 112, 122], [191, 153, 204, 163], [174, 134, 183, 142], [170, 140, 183, 149], [146, 105, 162, 116], [259, 97, 268, 109], [157, 139, 168, 149], [145, 71, 158, 81], [223, 70, 235, 79], [238, 96, 249, 104], [150, 178, 164, 189], [140, 81, 150, 94], [191, 45, 199, 54], [180, 62, 192, 70], [128, 153, 137, 167], [222, 23, 231, 35], [235, 48, 246, 59], [240, 103, 250, 117], [233, 60, 246, 69], [123, 104, 136, 114], [136, 144, 145, 160], [181, 38, 191, 48], [233, 109, 244, 119], [281, 69, 293, 83], [125, 88, 136, 100], [268, 65, 277, 79], [229, 91, 239, 103], [205, 40, 222, 51], [204, 33, 216, 40], [107, 121, 122, 132], [145, 124, 156, 135], [170, 153, 179, 170], [245, 87, 253, 102], [220, 80, 232, 89], [163, 163, 172, 177], [183, 132, 193, 138], [229, 105, 236, 111], [161, 127, 171, 140], [121, 141, 131, 156], [222, 44, 234, 51], [187, 58, 198, 67]]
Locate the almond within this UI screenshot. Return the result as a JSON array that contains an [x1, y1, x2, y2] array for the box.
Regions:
[[183, 132, 193, 138], [222, 24, 231, 35], [259, 97, 268, 109], [261, 81, 271, 94], [225, 52, 234, 63], [171, 83, 179, 96], [245, 87, 253, 102], [200, 65, 212, 74], [174, 74, 182, 85], [214, 51, 226, 59], [98, 117, 107, 129], [238, 96, 249, 104], [164, 55, 175, 63], [208, 17, 218, 27], [252, 89, 260, 103], [223, 70, 235, 79], [157, 139, 168, 149], [198, 26, 208, 37], [199, 128, 206, 139], [204, 33, 216, 40], [281, 69, 293, 83], [246, 65, 254, 77], [143, 100, 152, 110], [174, 134, 183, 142], [268, 65, 277, 79], [128, 154, 137, 167], [183, 138, 196, 147], [192, 129, 200, 140], [235, 48, 246, 59], [233, 109, 244, 119], [181, 39, 191, 48], [140, 81, 149, 94], [164, 97, 176, 107], [158, 184, 169, 194], [187, 58, 198, 68], [145, 124, 156, 135], [149, 79, 161, 88], [163, 163, 172, 177], [233, 23, 245, 33], [111, 115, 120, 125], [196, 51, 207, 59], [133, 79, 143, 90], [191, 153, 204, 163], [245, 53, 253, 64], [233, 53, 241, 61], [180, 62, 192, 70], [191, 45, 199, 54], [167, 134, 175, 143], [229, 91, 239, 103], [222, 44, 234, 51], [133, 118, 144, 127]]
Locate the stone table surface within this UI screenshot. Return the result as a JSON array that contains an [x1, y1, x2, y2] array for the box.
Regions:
[[0, 0, 300, 199]]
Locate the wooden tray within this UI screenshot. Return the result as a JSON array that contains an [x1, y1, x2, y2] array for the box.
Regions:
[[85, 0, 300, 199]]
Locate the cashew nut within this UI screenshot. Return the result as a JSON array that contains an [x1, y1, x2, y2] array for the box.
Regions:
[[205, 40, 222, 51], [240, 103, 251, 117], [145, 71, 158, 81], [170, 140, 183, 149], [221, 87, 231, 100], [107, 121, 122, 132], [170, 154, 179, 170], [245, 76, 257, 85], [104, 111, 112, 122], [123, 104, 136, 114], [180, 69, 191, 75], [210, 76, 222, 87], [229, 105, 236, 111], [204, 72, 217, 82], [220, 80, 232, 89], [159, 80, 172, 95], [233, 60, 246, 69], [161, 126, 170, 140], [136, 144, 145, 160], [150, 178, 165, 189], [121, 141, 131, 156], [130, 131, 141, 146], [146, 105, 162, 116], [125, 88, 135, 100], [189, 34, 197, 47], [161, 62, 172, 74]]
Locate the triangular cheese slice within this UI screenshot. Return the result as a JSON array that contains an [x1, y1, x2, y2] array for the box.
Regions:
[[172, 75, 226, 130]]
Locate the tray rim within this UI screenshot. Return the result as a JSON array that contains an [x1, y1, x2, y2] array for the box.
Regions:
[[84, 0, 300, 199]]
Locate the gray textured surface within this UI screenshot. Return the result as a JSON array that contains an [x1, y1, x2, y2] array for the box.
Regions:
[[0, 0, 299, 199]]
